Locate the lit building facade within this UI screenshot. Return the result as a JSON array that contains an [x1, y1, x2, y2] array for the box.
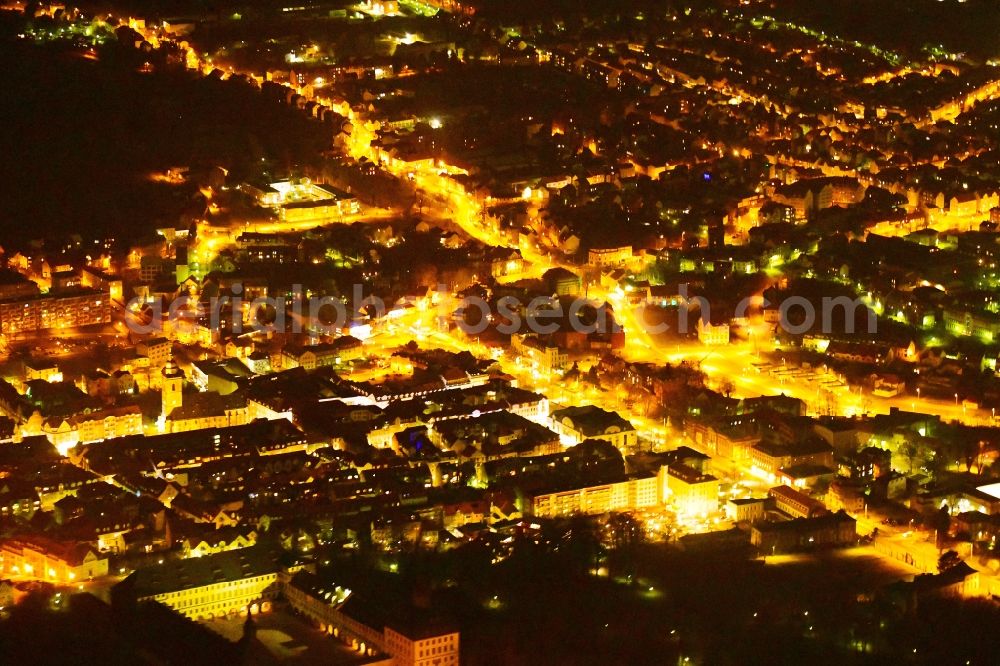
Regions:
[[119, 546, 296, 621], [0, 289, 110, 336], [80, 267, 123, 303], [530, 474, 659, 517], [42, 406, 144, 455], [549, 405, 637, 452], [137, 337, 172, 367], [0, 537, 108, 582], [768, 485, 827, 519], [661, 464, 719, 517], [587, 246, 633, 267], [282, 338, 363, 370], [697, 319, 730, 346], [384, 626, 460, 666], [511, 334, 568, 374], [750, 511, 856, 554], [284, 571, 459, 666]]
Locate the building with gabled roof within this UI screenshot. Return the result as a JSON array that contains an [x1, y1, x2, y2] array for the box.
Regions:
[[750, 510, 856, 554], [0, 534, 108, 583]]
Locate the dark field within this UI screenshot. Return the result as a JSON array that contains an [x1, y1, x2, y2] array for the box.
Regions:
[[0, 21, 330, 249]]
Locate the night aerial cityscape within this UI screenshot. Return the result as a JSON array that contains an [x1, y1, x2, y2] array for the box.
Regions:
[[1, 0, 1000, 664]]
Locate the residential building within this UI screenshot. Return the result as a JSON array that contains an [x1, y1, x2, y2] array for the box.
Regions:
[[137, 337, 172, 367], [530, 474, 658, 517], [727, 497, 767, 524], [43, 405, 144, 455], [587, 246, 633, 267], [697, 319, 730, 346], [0, 289, 110, 336], [772, 177, 865, 221], [384, 623, 460, 666], [24, 359, 61, 383], [768, 485, 827, 519], [0, 536, 108, 582], [750, 440, 835, 486], [80, 267, 123, 303], [283, 338, 363, 370], [511, 334, 568, 374], [685, 415, 759, 465], [661, 463, 719, 517], [182, 527, 258, 558], [0, 269, 40, 301]]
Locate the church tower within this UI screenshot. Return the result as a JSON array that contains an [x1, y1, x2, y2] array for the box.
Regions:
[[161, 358, 184, 420]]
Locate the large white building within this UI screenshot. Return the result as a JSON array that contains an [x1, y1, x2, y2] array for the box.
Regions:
[[285, 570, 460, 666], [119, 545, 300, 621], [530, 474, 659, 517], [660, 464, 719, 517], [549, 405, 637, 452], [240, 178, 360, 223]]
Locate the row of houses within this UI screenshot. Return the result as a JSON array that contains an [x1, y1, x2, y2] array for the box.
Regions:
[[0, 535, 109, 583]]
